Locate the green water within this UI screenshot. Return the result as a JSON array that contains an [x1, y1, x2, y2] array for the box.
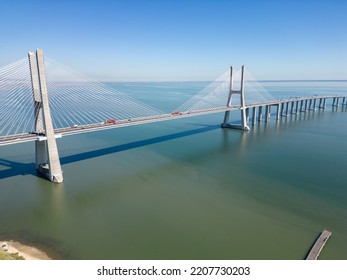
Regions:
[[0, 81, 346, 259]]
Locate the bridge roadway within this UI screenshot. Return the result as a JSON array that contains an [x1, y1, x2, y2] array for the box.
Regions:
[[0, 104, 239, 146], [0, 94, 346, 147]]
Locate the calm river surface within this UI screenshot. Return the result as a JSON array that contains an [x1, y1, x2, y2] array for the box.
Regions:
[[0, 81, 346, 259]]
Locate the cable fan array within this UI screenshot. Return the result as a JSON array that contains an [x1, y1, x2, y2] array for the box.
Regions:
[[0, 58, 35, 138], [174, 70, 232, 113], [44, 57, 165, 129], [0, 57, 166, 138], [173, 69, 276, 113], [243, 70, 276, 105]]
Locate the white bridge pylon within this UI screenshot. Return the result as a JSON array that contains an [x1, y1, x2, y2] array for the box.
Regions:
[[28, 49, 63, 183], [174, 66, 249, 130], [222, 65, 249, 130], [174, 65, 275, 131]]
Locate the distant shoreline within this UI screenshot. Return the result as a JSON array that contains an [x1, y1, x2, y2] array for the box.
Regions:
[[0, 240, 51, 260]]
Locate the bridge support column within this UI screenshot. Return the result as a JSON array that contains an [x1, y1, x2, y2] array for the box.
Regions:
[[286, 102, 289, 115], [290, 102, 294, 114], [342, 97, 346, 105], [308, 99, 312, 110], [221, 65, 249, 131], [276, 104, 281, 120], [308, 99, 316, 111], [280, 103, 284, 117], [251, 107, 257, 125], [282, 102, 289, 116], [264, 106, 269, 122], [245, 108, 250, 124], [295, 101, 299, 114], [332, 97, 336, 107], [318, 98, 327, 109], [28, 49, 63, 183], [258, 106, 263, 121], [335, 97, 340, 107]]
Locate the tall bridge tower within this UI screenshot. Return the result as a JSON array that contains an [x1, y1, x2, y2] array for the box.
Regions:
[[28, 49, 63, 183], [221, 65, 250, 131]]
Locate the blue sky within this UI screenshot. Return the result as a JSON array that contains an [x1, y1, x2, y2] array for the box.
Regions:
[[1, 0, 346, 81]]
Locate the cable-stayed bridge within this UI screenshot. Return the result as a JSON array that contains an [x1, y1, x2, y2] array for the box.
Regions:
[[1, 49, 346, 183]]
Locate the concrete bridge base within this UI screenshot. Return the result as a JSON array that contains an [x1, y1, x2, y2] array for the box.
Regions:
[[221, 123, 250, 131]]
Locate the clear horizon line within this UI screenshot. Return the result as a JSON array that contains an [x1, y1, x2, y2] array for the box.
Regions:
[[98, 79, 347, 83]]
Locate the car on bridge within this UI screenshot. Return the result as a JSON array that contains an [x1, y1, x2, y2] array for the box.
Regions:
[[105, 119, 116, 124]]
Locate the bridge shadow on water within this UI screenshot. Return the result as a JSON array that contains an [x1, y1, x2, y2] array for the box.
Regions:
[[60, 124, 220, 165], [0, 124, 221, 181], [0, 159, 36, 179]]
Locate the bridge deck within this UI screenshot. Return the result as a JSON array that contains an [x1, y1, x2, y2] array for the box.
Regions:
[[306, 230, 332, 260], [0, 105, 240, 146], [1, 94, 346, 146]]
